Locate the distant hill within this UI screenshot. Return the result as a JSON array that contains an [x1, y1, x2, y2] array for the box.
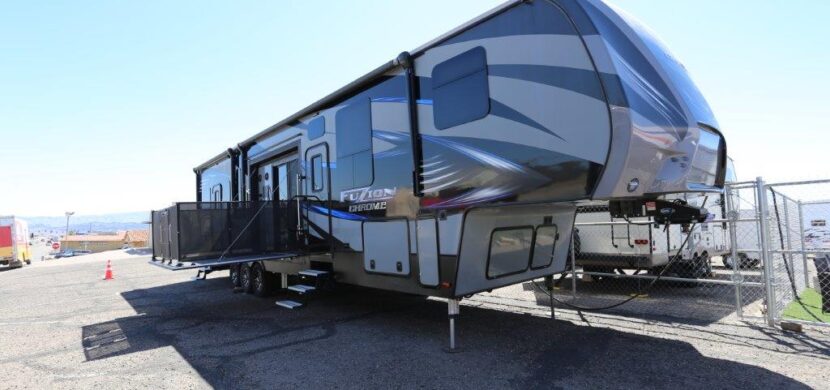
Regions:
[[21, 211, 150, 234]]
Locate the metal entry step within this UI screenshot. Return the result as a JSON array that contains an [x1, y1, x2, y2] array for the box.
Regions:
[[299, 269, 329, 278], [287, 284, 316, 294], [275, 300, 304, 309]]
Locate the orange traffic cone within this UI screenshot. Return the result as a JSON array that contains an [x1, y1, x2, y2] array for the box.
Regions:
[[103, 260, 114, 280]]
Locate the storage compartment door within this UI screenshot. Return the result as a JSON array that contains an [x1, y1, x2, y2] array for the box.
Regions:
[[363, 220, 410, 276], [417, 218, 440, 286]]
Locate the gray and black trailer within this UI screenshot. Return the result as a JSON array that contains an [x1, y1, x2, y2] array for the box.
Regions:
[[151, 0, 728, 349]]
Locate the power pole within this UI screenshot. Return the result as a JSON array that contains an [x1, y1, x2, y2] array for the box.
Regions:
[[65, 211, 74, 249]]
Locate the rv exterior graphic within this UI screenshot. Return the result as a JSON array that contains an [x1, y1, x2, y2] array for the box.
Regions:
[[151, 0, 727, 348]]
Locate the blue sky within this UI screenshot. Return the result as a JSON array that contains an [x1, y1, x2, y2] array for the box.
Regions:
[[1, 0, 828, 216]]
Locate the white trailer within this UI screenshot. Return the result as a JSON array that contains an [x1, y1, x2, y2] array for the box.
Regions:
[[0, 216, 31, 269], [574, 159, 744, 277], [574, 192, 729, 278]]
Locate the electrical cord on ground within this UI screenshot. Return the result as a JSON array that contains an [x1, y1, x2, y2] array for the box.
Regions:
[[534, 196, 709, 311], [533, 221, 699, 312], [770, 189, 824, 323]]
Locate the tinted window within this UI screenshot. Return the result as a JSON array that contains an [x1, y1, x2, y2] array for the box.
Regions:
[[688, 129, 721, 187], [277, 164, 289, 201], [311, 154, 324, 192], [487, 227, 533, 278], [725, 158, 737, 183], [200, 158, 232, 202], [308, 116, 325, 140], [335, 99, 374, 188], [432, 46, 490, 129], [211, 184, 223, 201]]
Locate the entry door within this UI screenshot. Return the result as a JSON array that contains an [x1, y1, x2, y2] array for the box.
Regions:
[[274, 159, 299, 203], [305, 144, 331, 243], [256, 165, 273, 201], [273, 157, 300, 250]]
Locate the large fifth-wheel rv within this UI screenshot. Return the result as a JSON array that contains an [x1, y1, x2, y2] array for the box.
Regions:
[[151, 0, 727, 348]]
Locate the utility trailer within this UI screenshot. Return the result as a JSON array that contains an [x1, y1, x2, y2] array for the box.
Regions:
[[0, 216, 31, 269], [574, 193, 729, 280], [151, 0, 729, 350], [573, 160, 742, 278]]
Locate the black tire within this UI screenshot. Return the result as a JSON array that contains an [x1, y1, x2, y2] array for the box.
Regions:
[[583, 266, 612, 282], [699, 253, 712, 277], [229, 264, 242, 288], [251, 263, 273, 297], [675, 253, 711, 282], [240, 263, 253, 294], [737, 253, 755, 269], [723, 256, 736, 270], [659, 261, 699, 288]]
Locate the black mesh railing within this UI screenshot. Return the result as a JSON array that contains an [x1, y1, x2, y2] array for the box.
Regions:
[[152, 200, 299, 262]]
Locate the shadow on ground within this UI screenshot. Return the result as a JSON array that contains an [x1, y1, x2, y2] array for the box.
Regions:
[[124, 248, 153, 256], [520, 272, 766, 325], [83, 277, 816, 388]]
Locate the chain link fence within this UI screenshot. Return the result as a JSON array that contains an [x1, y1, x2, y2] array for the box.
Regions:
[[526, 178, 830, 328], [763, 180, 830, 327]]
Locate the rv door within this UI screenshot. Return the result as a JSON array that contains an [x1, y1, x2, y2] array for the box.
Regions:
[[305, 143, 332, 242]]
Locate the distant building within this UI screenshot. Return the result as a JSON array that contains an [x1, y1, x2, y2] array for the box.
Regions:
[[61, 228, 151, 253], [125, 229, 149, 248], [61, 232, 127, 252]]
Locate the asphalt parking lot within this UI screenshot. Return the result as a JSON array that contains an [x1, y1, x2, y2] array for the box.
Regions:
[[1, 252, 828, 389]]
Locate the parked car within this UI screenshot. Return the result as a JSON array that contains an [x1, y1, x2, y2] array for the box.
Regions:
[[54, 250, 76, 258]]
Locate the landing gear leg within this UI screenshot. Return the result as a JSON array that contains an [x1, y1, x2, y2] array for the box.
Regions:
[[193, 267, 212, 280], [445, 298, 461, 353]]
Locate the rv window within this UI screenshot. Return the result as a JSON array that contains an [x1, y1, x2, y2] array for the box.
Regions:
[[487, 227, 533, 279], [308, 116, 325, 140], [211, 184, 223, 202], [432, 46, 490, 130], [531, 225, 558, 269], [311, 154, 324, 192], [335, 98, 374, 188]]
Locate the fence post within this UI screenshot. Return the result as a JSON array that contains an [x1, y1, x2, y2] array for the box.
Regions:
[[783, 196, 798, 288], [756, 177, 777, 326], [570, 229, 577, 301], [797, 200, 810, 289], [725, 185, 744, 319]]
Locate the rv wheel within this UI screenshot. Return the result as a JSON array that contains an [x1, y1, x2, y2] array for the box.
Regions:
[[251, 263, 273, 297], [738, 253, 757, 269], [699, 253, 712, 277], [724, 253, 753, 270], [229, 264, 242, 288], [723, 256, 737, 270], [240, 263, 253, 294]]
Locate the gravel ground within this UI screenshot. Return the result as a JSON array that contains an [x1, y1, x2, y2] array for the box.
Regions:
[[0, 252, 827, 389]]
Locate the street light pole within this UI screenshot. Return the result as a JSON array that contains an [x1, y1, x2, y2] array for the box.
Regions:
[[64, 211, 74, 247]]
